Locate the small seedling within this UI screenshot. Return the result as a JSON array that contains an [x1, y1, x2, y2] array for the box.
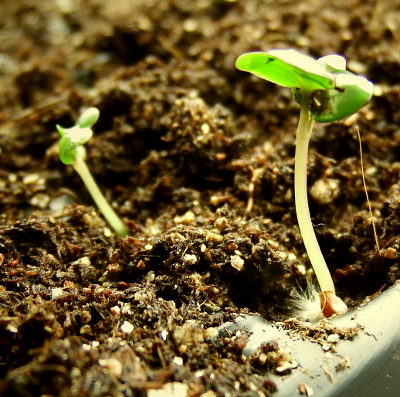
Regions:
[[56, 107, 128, 238], [236, 49, 374, 319]]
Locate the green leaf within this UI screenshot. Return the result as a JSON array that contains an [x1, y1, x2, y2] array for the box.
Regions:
[[56, 124, 68, 137], [59, 136, 77, 165], [235, 49, 334, 92], [76, 107, 100, 129], [58, 126, 92, 165], [310, 73, 374, 122]]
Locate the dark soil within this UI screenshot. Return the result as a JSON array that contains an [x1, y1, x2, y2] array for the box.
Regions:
[[0, 0, 400, 396]]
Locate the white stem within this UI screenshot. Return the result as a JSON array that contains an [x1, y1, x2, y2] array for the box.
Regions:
[[73, 147, 128, 238], [295, 90, 335, 293]]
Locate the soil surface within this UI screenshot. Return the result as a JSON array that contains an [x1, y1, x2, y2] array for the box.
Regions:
[[0, 0, 400, 396]]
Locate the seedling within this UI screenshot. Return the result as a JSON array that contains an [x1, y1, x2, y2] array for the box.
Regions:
[[56, 107, 128, 237], [236, 49, 374, 319]]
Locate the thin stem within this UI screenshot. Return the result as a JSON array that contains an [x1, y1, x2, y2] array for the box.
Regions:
[[295, 90, 335, 293], [73, 147, 128, 238]]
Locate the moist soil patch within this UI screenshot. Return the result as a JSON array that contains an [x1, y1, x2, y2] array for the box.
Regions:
[[0, 0, 400, 396]]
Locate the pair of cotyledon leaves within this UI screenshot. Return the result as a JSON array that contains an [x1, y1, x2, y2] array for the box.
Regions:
[[56, 107, 100, 165], [235, 49, 374, 123]]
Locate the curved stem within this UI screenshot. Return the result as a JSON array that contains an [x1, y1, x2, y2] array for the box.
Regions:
[[295, 90, 335, 293], [73, 147, 128, 238]]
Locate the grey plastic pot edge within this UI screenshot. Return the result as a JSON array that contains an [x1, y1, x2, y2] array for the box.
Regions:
[[218, 281, 400, 397]]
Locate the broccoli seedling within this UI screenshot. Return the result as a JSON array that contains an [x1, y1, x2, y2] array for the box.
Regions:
[[56, 107, 128, 238], [236, 49, 373, 318]]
